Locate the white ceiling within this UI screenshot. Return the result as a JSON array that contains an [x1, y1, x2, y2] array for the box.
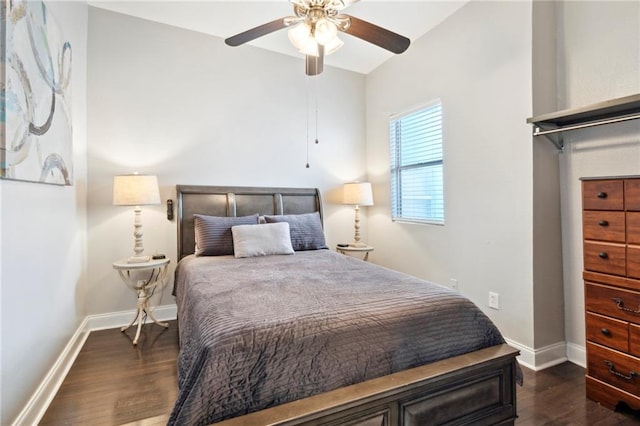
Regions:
[[88, 1, 468, 74]]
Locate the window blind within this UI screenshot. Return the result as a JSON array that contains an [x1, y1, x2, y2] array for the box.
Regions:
[[389, 101, 444, 224]]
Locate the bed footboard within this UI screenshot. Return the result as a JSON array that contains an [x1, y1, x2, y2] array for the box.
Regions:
[[216, 344, 519, 426]]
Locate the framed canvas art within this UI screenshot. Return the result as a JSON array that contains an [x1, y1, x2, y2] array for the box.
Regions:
[[1, 0, 73, 185]]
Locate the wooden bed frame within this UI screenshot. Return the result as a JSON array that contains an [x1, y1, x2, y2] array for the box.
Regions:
[[176, 184, 520, 425]]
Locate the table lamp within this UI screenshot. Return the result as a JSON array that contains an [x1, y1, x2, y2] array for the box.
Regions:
[[113, 173, 161, 263], [343, 182, 374, 248]]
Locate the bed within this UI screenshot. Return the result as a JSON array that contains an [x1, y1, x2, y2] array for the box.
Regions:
[[170, 185, 521, 426]]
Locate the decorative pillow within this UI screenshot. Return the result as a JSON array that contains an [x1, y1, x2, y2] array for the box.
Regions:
[[194, 213, 259, 256], [264, 212, 328, 251], [231, 222, 294, 258]]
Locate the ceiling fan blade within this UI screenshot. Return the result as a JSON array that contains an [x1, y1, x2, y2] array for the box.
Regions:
[[343, 15, 410, 54], [305, 44, 324, 76], [225, 18, 289, 47]]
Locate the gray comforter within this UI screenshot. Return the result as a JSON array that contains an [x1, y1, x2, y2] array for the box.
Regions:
[[169, 250, 507, 425]]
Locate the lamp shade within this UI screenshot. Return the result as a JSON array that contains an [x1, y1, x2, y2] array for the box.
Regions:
[[113, 174, 161, 206], [343, 182, 374, 206]]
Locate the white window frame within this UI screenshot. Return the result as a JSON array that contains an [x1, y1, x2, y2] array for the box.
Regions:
[[389, 99, 444, 225]]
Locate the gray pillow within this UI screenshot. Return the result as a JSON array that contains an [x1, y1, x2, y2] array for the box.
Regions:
[[231, 222, 294, 258], [194, 213, 259, 256], [264, 212, 328, 251]]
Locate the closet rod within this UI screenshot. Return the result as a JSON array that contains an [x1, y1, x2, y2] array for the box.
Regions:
[[533, 113, 640, 136]]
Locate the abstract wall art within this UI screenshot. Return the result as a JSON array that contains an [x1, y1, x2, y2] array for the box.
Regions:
[[1, 0, 73, 185]]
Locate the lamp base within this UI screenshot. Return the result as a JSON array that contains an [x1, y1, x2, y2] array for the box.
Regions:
[[349, 242, 368, 248], [127, 255, 151, 264]]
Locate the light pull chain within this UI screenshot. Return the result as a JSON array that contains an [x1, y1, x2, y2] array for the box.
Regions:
[[315, 74, 319, 146], [306, 76, 310, 168], [305, 73, 320, 169]]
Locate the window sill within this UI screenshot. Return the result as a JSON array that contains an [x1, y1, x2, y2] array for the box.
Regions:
[[392, 218, 444, 226]]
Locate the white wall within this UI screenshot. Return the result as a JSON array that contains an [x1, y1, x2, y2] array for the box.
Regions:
[[86, 9, 367, 316], [531, 0, 564, 352], [0, 2, 88, 424], [365, 1, 535, 348], [557, 1, 640, 361]]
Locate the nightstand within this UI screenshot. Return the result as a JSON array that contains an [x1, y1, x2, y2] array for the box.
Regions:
[[112, 257, 170, 345], [336, 245, 374, 261]]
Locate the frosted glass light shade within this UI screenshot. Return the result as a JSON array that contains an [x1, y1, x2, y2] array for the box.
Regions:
[[343, 182, 374, 206], [113, 174, 161, 206], [299, 38, 320, 56], [315, 18, 337, 45], [326, 36, 344, 55], [288, 22, 312, 50], [288, 21, 343, 57]]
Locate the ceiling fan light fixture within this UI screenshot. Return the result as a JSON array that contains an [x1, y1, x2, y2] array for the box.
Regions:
[[314, 18, 337, 45], [323, 35, 343, 55], [289, 18, 342, 57], [298, 34, 342, 57], [299, 38, 319, 56], [288, 22, 313, 50]]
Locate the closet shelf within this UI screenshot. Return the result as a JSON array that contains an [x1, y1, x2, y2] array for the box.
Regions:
[[527, 93, 640, 151]]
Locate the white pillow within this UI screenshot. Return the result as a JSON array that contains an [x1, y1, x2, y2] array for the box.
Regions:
[[231, 222, 295, 258]]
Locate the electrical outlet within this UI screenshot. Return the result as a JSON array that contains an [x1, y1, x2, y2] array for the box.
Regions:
[[449, 278, 458, 292], [489, 292, 500, 310]]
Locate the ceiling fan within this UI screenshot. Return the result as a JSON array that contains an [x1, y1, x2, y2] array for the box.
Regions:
[[225, 0, 411, 76]]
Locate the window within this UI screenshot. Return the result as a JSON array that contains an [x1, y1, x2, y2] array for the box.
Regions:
[[389, 100, 444, 224]]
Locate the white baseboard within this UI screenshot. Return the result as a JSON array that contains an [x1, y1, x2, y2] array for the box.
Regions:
[[566, 341, 586, 368], [87, 304, 177, 331], [11, 317, 90, 426], [11, 304, 177, 426], [504, 338, 569, 371]]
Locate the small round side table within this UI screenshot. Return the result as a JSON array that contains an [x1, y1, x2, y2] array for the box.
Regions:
[[112, 257, 170, 345], [336, 245, 374, 261]]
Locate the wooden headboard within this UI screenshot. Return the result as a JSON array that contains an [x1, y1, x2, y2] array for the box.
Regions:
[[176, 185, 323, 260]]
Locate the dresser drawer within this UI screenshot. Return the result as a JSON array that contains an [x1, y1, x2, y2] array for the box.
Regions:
[[583, 180, 624, 211], [584, 241, 626, 276], [587, 342, 640, 396], [630, 324, 640, 357], [583, 211, 625, 242], [628, 246, 640, 280], [625, 180, 640, 211], [628, 213, 640, 244], [585, 282, 640, 323], [586, 312, 629, 352]]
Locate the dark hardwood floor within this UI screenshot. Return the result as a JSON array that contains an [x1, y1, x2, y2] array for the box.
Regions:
[[41, 322, 640, 425], [40, 322, 179, 426], [516, 360, 640, 425]]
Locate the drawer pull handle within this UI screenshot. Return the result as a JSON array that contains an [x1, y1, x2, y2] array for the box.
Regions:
[[601, 328, 611, 336], [612, 297, 640, 314], [598, 252, 608, 259], [604, 360, 638, 381], [598, 220, 609, 227], [597, 192, 608, 199]]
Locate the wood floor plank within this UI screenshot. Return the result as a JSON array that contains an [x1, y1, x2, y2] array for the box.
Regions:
[[40, 321, 179, 426], [41, 323, 640, 425]]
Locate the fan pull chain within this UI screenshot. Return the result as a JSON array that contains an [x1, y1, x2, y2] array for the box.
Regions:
[[315, 74, 319, 145], [305, 76, 310, 168], [304, 73, 320, 169]]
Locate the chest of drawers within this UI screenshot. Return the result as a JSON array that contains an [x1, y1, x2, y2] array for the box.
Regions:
[[583, 177, 640, 410]]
